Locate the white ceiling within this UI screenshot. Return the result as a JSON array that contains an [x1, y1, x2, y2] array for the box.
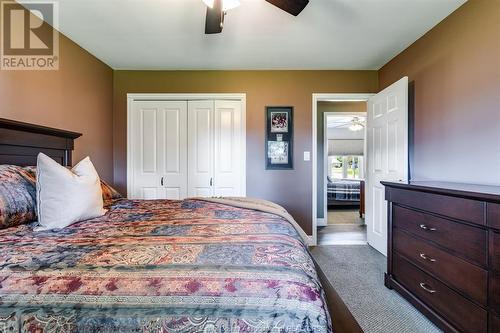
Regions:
[[327, 115, 365, 139], [327, 115, 365, 128], [53, 0, 466, 70]]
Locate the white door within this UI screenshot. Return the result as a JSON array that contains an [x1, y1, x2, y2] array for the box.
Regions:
[[366, 77, 409, 255], [214, 100, 243, 196], [158, 101, 188, 199], [188, 100, 214, 197], [130, 101, 187, 199]]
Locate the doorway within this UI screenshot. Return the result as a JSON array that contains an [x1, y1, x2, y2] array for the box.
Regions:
[[319, 104, 368, 245], [312, 94, 372, 246], [312, 78, 409, 253]]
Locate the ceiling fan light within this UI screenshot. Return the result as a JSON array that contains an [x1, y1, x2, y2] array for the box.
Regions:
[[348, 123, 364, 132], [202, 0, 240, 11]]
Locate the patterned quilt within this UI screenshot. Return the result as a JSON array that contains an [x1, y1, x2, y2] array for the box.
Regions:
[[327, 180, 361, 202], [0, 199, 332, 333]]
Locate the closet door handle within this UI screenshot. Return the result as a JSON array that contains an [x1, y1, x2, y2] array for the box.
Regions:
[[161, 177, 164, 186], [210, 177, 213, 187]]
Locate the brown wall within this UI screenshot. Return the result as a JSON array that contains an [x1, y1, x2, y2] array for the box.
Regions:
[[379, 0, 500, 185], [113, 71, 378, 234], [0, 25, 114, 181]]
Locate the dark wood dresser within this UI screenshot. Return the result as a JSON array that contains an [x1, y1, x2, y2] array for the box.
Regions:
[[383, 181, 500, 333]]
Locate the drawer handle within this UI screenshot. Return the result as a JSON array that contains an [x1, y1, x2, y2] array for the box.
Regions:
[[419, 282, 436, 294], [419, 253, 436, 262], [419, 224, 437, 232]]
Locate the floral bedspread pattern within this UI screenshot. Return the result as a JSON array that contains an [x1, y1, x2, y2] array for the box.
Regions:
[[0, 199, 332, 333]]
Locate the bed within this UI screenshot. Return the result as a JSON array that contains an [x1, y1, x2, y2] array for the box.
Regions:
[[0, 118, 362, 333], [327, 178, 365, 217]]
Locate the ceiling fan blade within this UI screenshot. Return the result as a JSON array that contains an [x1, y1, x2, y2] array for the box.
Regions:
[[265, 0, 309, 16], [205, 0, 224, 34]]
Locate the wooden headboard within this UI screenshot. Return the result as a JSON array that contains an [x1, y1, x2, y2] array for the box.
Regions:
[[0, 118, 82, 166]]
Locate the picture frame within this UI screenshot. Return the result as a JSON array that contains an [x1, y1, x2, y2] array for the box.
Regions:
[[270, 111, 289, 133], [265, 106, 293, 169]]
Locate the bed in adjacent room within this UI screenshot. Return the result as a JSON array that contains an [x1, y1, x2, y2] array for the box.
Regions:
[[327, 178, 365, 218], [327, 179, 360, 205], [0, 118, 361, 333]]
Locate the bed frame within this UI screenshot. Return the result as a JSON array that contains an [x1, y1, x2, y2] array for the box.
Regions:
[[0, 117, 363, 333], [0, 118, 81, 166]]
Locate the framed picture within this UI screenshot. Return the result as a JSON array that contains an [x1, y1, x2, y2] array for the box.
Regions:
[[266, 106, 293, 169], [270, 111, 289, 133], [268, 141, 289, 164]]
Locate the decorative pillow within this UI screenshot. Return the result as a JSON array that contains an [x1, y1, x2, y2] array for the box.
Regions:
[[36, 153, 106, 230], [100, 179, 123, 201], [0, 165, 37, 229], [24, 165, 122, 201]]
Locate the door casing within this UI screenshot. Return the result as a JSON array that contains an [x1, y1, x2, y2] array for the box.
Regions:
[[312, 94, 374, 246]]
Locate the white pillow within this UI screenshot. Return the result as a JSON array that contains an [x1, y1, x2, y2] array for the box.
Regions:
[[36, 153, 106, 230]]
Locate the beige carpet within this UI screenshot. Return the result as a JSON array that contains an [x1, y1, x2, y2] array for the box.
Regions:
[[327, 208, 363, 225]]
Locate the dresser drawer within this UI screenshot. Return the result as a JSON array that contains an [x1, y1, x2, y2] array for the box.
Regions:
[[387, 187, 485, 225], [393, 229, 487, 306], [393, 253, 488, 333], [491, 272, 500, 313], [491, 232, 500, 272], [393, 205, 487, 266], [490, 314, 500, 333], [487, 203, 500, 230]]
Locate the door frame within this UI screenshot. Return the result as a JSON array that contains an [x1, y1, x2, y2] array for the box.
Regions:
[[322, 111, 367, 227], [127, 93, 247, 199], [312, 93, 374, 246]]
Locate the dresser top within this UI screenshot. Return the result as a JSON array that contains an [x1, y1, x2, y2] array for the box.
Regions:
[[381, 180, 500, 203]]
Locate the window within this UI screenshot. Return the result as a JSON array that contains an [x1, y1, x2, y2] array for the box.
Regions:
[[330, 156, 343, 179], [329, 155, 363, 180]]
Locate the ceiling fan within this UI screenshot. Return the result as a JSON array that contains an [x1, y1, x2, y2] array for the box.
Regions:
[[202, 0, 309, 34], [330, 117, 366, 132]]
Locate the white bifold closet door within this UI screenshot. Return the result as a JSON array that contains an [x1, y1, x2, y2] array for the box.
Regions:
[[187, 100, 243, 197], [187, 100, 214, 197], [129, 99, 243, 199], [130, 101, 188, 199], [213, 100, 243, 196]]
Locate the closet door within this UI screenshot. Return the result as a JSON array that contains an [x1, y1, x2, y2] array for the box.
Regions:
[[130, 101, 187, 199], [187, 100, 214, 197], [214, 100, 243, 196], [158, 101, 188, 199]]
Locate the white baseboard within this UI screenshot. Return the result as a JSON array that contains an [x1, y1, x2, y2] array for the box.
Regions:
[[307, 235, 316, 247], [316, 217, 327, 227]]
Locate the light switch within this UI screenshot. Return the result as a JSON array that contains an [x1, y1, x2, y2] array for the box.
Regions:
[[303, 151, 311, 161]]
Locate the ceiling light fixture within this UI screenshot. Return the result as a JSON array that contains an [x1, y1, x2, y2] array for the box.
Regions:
[[203, 0, 308, 34], [202, 0, 240, 11], [348, 117, 364, 132]]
